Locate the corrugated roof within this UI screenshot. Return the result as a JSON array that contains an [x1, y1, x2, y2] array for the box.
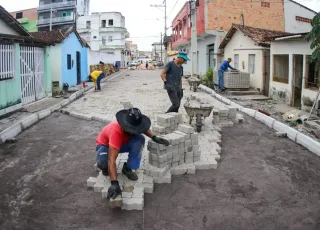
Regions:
[[219, 24, 292, 49], [30, 28, 88, 47], [0, 5, 30, 36], [0, 33, 53, 45]]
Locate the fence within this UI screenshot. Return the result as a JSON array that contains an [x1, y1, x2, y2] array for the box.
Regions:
[[0, 44, 15, 81]]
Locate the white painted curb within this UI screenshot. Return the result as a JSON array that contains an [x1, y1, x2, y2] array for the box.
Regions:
[[0, 71, 124, 143], [199, 84, 320, 157]]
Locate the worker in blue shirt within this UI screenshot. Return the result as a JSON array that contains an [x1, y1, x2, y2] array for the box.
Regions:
[[218, 58, 237, 89]]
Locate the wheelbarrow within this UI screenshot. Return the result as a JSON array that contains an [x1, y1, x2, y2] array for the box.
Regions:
[[184, 100, 214, 132], [188, 77, 201, 92]]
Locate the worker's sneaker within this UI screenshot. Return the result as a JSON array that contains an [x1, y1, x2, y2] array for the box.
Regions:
[[122, 163, 138, 181]]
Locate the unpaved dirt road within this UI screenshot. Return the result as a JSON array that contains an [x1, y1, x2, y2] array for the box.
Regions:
[[0, 113, 319, 230]]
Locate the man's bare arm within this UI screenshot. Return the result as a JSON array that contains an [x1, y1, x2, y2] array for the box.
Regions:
[[108, 146, 119, 181], [144, 129, 154, 138], [161, 69, 167, 82]]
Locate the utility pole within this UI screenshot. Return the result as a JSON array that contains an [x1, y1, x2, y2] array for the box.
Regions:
[[49, 4, 53, 31], [190, 0, 198, 77], [160, 32, 163, 63], [151, 1, 167, 64]]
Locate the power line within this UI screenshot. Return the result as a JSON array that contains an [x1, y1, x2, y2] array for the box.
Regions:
[[168, 0, 179, 16]]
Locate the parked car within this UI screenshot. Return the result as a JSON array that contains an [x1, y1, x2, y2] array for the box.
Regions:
[[156, 61, 163, 67]]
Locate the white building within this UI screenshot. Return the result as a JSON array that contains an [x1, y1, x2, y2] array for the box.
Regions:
[[219, 24, 290, 95], [269, 34, 319, 109], [284, 0, 317, 33], [77, 12, 130, 66], [151, 42, 165, 62]]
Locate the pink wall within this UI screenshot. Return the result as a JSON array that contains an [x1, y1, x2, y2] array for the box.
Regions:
[[172, 0, 205, 48]]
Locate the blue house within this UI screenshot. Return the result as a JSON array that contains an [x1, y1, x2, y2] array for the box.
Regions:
[[31, 28, 89, 91]]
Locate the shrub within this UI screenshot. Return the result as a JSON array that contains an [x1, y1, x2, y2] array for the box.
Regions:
[[200, 68, 214, 88]]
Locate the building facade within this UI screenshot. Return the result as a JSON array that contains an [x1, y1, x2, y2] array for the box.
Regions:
[[10, 8, 38, 32], [269, 34, 319, 110], [77, 12, 130, 66], [37, 0, 90, 31], [171, 0, 316, 76], [151, 42, 165, 62]]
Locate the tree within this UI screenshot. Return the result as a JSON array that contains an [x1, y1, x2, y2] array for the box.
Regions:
[[306, 13, 320, 63]]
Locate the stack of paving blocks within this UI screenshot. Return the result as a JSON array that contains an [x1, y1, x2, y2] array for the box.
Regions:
[[152, 113, 183, 136], [212, 106, 237, 127], [87, 153, 154, 211]]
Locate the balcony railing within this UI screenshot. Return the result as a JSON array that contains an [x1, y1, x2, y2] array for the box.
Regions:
[[100, 44, 125, 50], [38, 1, 76, 11], [38, 16, 74, 25]]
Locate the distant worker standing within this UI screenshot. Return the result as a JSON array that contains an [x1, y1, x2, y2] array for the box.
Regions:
[[161, 50, 189, 113], [145, 62, 149, 70], [88, 70, 104, 91], [218, 58, 237, 90]]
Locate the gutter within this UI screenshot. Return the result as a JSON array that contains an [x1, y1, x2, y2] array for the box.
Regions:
[[274, 35, 303, 41]]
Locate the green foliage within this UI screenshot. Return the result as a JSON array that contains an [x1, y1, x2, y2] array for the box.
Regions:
[[201, 68, 214, 88], [306, 13, 320, 63]]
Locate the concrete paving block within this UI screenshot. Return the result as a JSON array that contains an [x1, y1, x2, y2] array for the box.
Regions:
[[147, 140, 159, 149], [94, 182, 108, 192], [121, 192, 133, 198], [228, 106, 238, 120], [173, 155, 180, 162], [178, 148, 184, 155], [151, 153, 158, 161], [273, 121, 298, 141], [194, 161, 210, 170], [185, 146, 193, 153], [153, 171, 172, 184], [158, 154, 167, 163], [21, 114, 39, 130], [151, 161, 159, 168], [138, 183, 154, 193], [219, 108, 229, 117], [186, 164, 196, 174], [185, 140, 192, 147], [219, 121, 234, 128], [179, 158, 185, 165], [0, 123, 22, 143], [157, 114, 171, 124], [185, 157, 194, 164], [178, 124, 194, 134], [122, 198, 144, 210], [185, 151, 194, 159], [171, 165, 187, 175], [235, 114, 245, 123], [132, 187, 144, 198], [172, 162, 179, 167], [179, 143, 185, 149], [193, 150, 201, 157], [191, 133, 199, 140], [296, 133, 320, 157], [193, 156, 200, 162], [254, 112, 275, 128], [167, 151, 173, 159], [87, 177, 98, 188], [212, 109, 219, 115], [38, 109, 51, 120], [109, 195, 123, 208], [192, 139, 199, 145]]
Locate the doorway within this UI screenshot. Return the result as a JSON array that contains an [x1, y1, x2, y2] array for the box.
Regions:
[[76, 51, 81, 85], [263, 50, 270, 96], [292, 55, 303, 107]]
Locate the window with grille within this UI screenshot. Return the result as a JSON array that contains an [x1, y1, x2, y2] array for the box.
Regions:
[[67, 54, 72, 69], [108, 19, 113, 26], [305, 55, 320, 89], [273, 55, 289, 83], [108, 36, 113, 42], [86, 21, 91, 29], [0, 44, 15, 80], [248, 54, 255, 74], [16, 12, 23, 19], [234, 54, 239, 69], [102, 36, 106, 45], [102, 20, 106, 27]]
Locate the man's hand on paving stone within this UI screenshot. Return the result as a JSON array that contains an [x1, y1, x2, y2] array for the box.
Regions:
[[152, 135, 170, 146], [107, 180, 122, 199]]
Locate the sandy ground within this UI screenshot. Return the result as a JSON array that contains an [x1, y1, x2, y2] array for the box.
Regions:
[[0, 113, 319, 230]]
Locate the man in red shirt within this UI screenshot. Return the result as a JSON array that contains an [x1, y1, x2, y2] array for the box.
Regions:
[[95, 108, 169, 199]]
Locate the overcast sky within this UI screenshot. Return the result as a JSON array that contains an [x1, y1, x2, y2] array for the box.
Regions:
[[1, 0, 319, 51]]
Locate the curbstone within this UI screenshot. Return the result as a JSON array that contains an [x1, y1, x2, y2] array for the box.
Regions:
[[37, 109, 51, 120], [60, 99, 70, 107], [254, 112, 275, 129], [241, 108, 256, 117], [273, 121, 298, 141], [296, 133, 320, 156], [21, 114, 39, 130], [0, 123, 22, 143], [69, 111, 92, 121]]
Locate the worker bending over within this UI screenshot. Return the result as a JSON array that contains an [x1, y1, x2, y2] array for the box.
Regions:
[[88, 70, 104, 91]]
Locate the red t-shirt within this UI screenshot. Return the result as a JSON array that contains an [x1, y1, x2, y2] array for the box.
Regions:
[[96, 121, 130, 150]]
